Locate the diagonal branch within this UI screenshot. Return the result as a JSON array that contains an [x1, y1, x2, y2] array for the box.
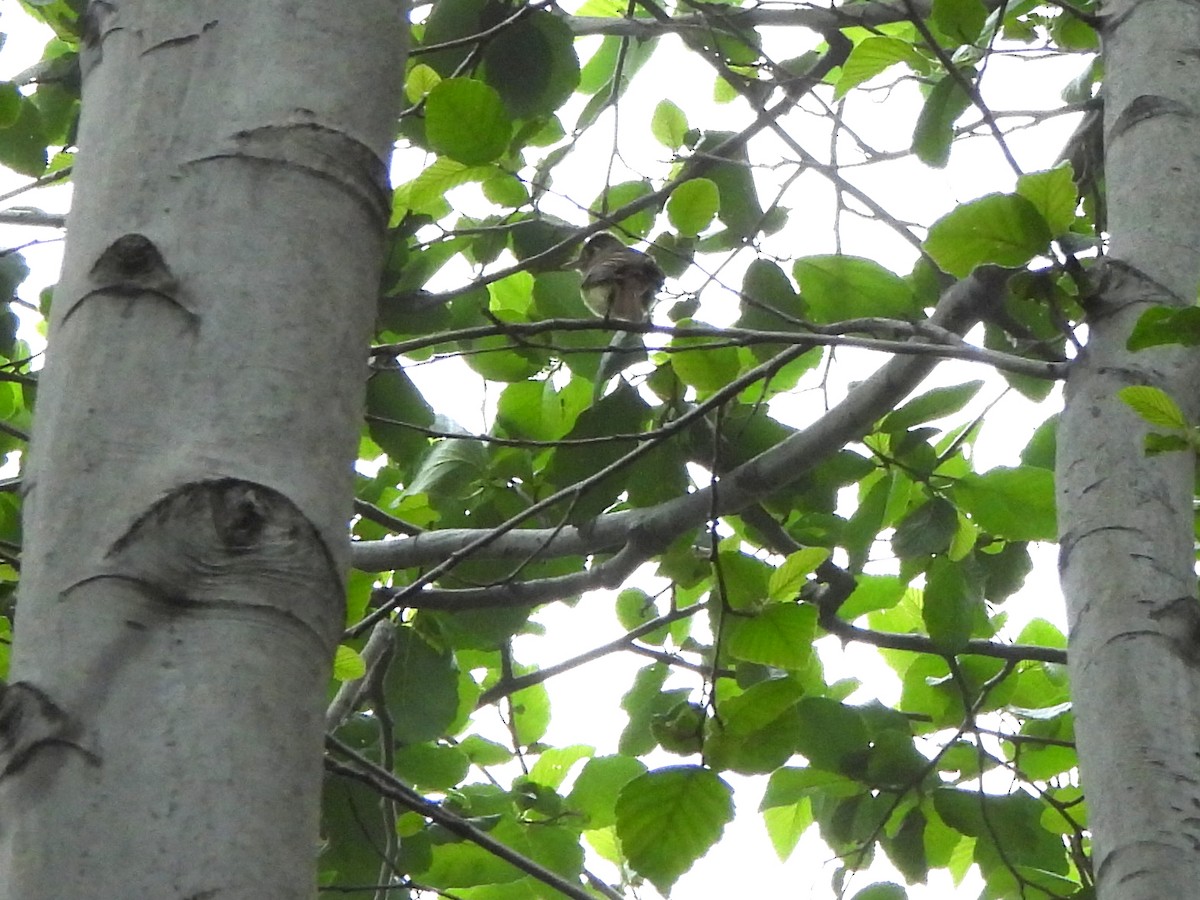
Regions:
[[352, 265, 1014, 579]]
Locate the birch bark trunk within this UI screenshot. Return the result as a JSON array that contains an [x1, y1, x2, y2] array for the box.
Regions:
[[1058, 0, 1200, 893], [0, 3, 405, 896]]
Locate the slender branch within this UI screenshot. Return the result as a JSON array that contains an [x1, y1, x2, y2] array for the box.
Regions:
[[373, 319, 1067, 380], [477, 602, 705, 706], [325, 620, 396, 730], [819, 613, 1067, 665], [0, 209, 66, 228], [378, 540, 646, 610], [564, 0, 1007, 37]]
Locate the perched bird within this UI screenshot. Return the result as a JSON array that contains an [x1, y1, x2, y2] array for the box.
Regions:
[[571, 232, 665, 322]]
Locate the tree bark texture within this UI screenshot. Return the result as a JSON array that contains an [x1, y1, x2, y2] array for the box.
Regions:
[[0, 3, 405, 897], [1058, 0, 1200, 894]]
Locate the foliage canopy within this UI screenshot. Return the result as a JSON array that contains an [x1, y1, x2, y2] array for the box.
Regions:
[[0, 0, 1106, 896]]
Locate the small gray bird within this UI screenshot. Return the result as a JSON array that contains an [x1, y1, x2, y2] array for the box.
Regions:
[[571, 232, 665, 322]]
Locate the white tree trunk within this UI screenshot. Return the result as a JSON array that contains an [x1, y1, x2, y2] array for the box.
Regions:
[[0, 3, 404, 897], [1058, 0, 1200, 893]]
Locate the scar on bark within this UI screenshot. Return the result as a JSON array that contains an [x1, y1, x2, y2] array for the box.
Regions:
[[0, 681, 100, 781], [62, 232, 196, 327]]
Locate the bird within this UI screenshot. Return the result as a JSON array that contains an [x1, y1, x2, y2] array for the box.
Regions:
[[571, 232, 665, 322]]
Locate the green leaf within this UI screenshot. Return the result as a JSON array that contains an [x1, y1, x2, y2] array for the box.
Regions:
[[1128, 306, 1200, 350], [383, 626, 461, 743], [923, 556, 983, 653], [793, 698, 869, 773], [1145, 432, 1191, 454], [321, 774, 392, 887], [1118, 385, 1189, 429], [365, 368, 435, 466], [405, 63, 441, 102], [951, 466, 1057, 541], [838, 575, 906, 618], [925, 193, 1053, 277], [332, 644, 366, 682], [760, 767, 856, 859], [481, 11, 580, 119], [735, 258, 804, 333], [0, 251, 30, 299], [481, 171, 529, 207], [567, 755, 647, 829], [892, 496, 958, 558], [932, 0, 987, 43], [652, 99, 688, 149], [717, 676, 806, 736], [0, 96, 47, 176], [693, 131, 764, 239], [669, 319, 742, 392], [725, 603, 817, 669], [0, 83, 21, 128], [851, 883, 907, 900], [836, 37, 923, 99], [510, 680, 551, 746], [933, 788, 1070, 874], [425, 78, 511, 165], [881, 381, 984, 432], [1017, 164, 1078, 236], [794, 255, 918, 322], [459, 734, 514, 766], [487, 270, 535, 316], [620, 664, 690, 755], [590, 179, 658, 239], [398, 157, 494, 216], [761, 798, 813, 860], [912, 71, 973, 168], [461, 319, 548, 382], [419, 0, 494, 75], [767, 547, 830, 600], [406, 432, 488, 501], [667, 178, 720, 236], [393, 742, 470, 790], [529, 744, 594, 789], [615, 766, 734, 894]]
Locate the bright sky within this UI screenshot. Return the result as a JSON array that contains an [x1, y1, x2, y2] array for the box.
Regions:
[[0, 2, 1076, 897]]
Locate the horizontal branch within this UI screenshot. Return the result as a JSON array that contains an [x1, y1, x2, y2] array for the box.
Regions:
[[565, 0, 963, 38], [374, 318, 1067, 380], [820, 614, 1067, 665]]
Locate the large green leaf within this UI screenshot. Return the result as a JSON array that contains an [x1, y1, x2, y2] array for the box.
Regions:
[[881, 381, 983, 432], [425, 78, 512, 165], [0, 96, 47, 176], [725, 603, 818, 669], [950, 466, 1057, 541], [925, 193, 1053, 277], [922, 556, 984, 653], [566, 755, 647, 829], [383, 626, 461, 744], [615, 766, 734, 893], [912, 71, 973, 167], [794, 255, 919, 322], [481, 11, 579, 119], [667, 177, 720, 236]]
